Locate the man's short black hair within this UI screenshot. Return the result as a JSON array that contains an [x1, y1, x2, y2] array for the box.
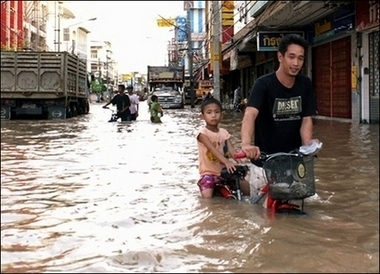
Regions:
[[278, 34, 308, 56], [118, 84, 125, 91]]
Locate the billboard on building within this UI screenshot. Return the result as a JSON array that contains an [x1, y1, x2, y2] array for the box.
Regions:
[[122, 73, 133, 81], [176, 16, 187, 42], [222, 1, 234, 44], [157, 18, 176, 27]]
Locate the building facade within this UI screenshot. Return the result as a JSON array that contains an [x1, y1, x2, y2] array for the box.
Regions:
[[1, 0, 24, 50], [211, 0, 379, 124], [90, 40, 117, 91]]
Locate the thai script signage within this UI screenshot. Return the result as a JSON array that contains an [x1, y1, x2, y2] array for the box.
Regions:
[[157, 18, 175, 27], [257, 31, 304, 51], [313, 14, 334, 42], [313, 5, 355, 43], [199, 80, 212, 88]]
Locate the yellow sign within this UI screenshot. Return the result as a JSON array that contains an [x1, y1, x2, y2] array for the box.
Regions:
[[122, 73, 132, 81], [157, 18, 175, 27], [209, 41, 222, 72], [222, 1, 234, 26], [351, 65, 357, 90]]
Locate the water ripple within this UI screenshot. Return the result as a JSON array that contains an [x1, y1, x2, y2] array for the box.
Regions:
[[1, 104, 379, 273]]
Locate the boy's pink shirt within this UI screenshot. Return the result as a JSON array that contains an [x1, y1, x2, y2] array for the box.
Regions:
[[196, 127, 231, 176]]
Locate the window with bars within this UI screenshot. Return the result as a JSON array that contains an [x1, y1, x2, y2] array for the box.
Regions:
[[63, 28, 70, 42], [91, 50, 98, 59]]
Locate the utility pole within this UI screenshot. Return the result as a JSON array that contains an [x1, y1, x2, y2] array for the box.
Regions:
[[57, 12, 61, 51], [168, 41, 171, 66], [212, 1, 221, 101], [187, 6, 195, 108], [106, 50, 109, 98]]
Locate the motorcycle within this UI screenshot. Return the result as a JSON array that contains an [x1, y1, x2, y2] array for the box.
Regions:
[[233, 98, 247, 113], [216, 148, 320, 215], [103, 107, 118, 122], [215, 165, 249, 201]]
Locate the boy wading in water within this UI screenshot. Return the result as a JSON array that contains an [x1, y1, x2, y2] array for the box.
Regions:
[[196, 97, 250, 198], [150, 95, 163, 123]]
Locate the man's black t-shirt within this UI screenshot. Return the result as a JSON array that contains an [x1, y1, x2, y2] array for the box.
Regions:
[[111, 94, 131, 114], [247, 72, 318, 156]]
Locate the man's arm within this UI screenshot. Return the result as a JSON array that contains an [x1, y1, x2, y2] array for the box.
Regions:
[[135, 96, 139, 113], [241, 106, 261, 159], [241, 106, 257, 146], [103, 101, 111, 108], [300, 116, 314, 145]]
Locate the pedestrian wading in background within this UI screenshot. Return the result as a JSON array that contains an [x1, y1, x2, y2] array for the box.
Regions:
[[150, 95, 163, 123], [127, 85, 139, 121]]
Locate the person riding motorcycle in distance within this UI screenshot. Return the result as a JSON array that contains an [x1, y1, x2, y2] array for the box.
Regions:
[[102, 84, 131, 121]]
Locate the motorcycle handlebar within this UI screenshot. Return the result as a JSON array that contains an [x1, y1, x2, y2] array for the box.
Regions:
[[234, 151, 247, 159], [233, 151, 302, 160]]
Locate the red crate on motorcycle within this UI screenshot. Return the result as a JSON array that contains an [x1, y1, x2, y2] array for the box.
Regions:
[[262, 154, 316, 201]]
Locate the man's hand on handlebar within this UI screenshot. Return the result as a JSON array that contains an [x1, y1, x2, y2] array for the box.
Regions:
[[102, 105, 109, 109], [241, 144, 261, 160]]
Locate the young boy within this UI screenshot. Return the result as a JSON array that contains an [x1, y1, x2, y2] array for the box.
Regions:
[[196, 97, 250, 198], [150, 95, 163, 123]]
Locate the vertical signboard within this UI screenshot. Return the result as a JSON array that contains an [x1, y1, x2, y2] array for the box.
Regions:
[[222, 1, 234, 43], [208, 41, 222, 73], [176, 16, 187, 43]]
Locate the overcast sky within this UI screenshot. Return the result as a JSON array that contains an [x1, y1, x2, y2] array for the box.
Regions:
[[64, 1, 186, 74]]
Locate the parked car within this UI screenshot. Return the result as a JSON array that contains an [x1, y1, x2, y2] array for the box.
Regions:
[[151, 87, 184, 109]]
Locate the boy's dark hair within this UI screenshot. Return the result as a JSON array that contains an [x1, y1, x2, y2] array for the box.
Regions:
[[278, 34, 308, 56], [151, 95, 158, 102], [118, 84, 125, 91], [200, 97, 222, 113]]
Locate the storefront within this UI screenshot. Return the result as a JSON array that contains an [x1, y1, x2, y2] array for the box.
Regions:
[[311, 6, 355, 119], [356, 1, 379, 123], [368, 30, 379, 123], [226, 43, 255, 99]]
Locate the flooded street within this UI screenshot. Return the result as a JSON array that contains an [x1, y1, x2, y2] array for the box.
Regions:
[[1, 102, 379, 273]]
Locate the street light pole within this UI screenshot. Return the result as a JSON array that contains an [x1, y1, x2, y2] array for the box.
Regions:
[[106, 50, 109, 97], [187, 7, 195, 108], [212, 1, 221, 101], [57, 13, 61, 51]]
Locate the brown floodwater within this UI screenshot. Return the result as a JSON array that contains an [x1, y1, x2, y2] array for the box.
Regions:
[[1, 103, 379, 273]]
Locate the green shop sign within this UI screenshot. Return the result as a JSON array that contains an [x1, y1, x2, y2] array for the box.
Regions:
[[91, 78, 106, 93], [257, 31, 305, 51]]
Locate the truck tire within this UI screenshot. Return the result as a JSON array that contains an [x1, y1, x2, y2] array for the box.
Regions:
[[85, 101, 90, 114], [71, 105, 77, 117], [66, 107, 72, 118]]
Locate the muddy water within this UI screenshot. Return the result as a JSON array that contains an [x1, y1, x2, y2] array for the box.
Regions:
[[1, 103, 379, 273]]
